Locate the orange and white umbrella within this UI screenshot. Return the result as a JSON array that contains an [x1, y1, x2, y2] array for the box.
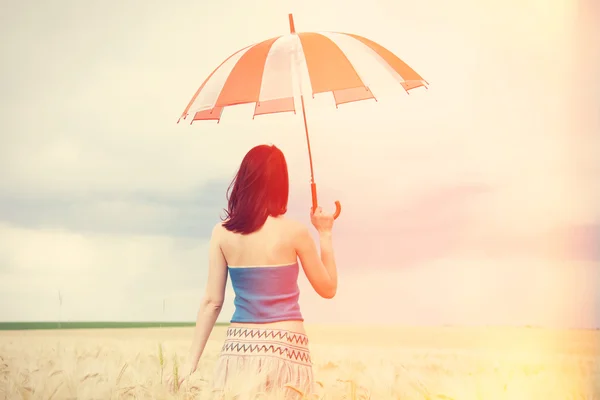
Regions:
[[179, 14, 428, 219]]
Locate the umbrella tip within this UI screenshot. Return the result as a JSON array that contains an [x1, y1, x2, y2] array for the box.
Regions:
[[288, 14, 296, 34]]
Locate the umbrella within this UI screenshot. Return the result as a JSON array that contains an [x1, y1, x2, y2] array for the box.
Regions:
[[179, 14, 428, 219]]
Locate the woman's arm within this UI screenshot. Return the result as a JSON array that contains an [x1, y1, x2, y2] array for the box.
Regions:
[[294, 207, 337, 299], [185, 223, 228, 372]]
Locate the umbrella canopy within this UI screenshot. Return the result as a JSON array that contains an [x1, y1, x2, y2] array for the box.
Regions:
[[180, 15, 428, 219], [179, 16, 428, 123]]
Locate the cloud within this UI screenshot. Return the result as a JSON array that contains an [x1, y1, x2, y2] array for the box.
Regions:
[[563, 223, 600, 262], [331, 184, 493, 268], [0, 179, 230, 238], [298, 258, 600, 329], [2, 220, 596, 328], [0, 222, 235, 321]]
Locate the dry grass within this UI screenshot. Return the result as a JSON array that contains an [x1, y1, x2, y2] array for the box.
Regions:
[[0, 325, 598, 399]]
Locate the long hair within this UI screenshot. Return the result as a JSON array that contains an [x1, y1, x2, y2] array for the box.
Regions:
[[222, 144, 289, 234]]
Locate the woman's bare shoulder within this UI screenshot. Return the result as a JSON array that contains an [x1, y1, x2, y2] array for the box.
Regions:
[[212, 221, 228, 237], [279, 216, 309, 237]]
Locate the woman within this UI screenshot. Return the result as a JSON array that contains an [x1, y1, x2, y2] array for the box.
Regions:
[[167, 144, 338, 398]]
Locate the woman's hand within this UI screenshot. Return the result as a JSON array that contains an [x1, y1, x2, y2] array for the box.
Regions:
[[165, 361, 196, 391], [311, 206, 334, 234]]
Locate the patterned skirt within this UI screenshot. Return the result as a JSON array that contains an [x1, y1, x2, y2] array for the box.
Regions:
[[211, 327, 315, 399]]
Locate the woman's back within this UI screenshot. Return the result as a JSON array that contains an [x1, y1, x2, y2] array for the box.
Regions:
[[219, 215, 307, 332], [220, 215, 298, 267]]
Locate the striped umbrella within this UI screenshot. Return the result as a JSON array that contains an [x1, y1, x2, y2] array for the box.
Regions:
[[179, 14, 428, 219]]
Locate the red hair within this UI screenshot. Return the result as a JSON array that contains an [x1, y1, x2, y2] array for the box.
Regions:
[[222, 145, 289, 234]]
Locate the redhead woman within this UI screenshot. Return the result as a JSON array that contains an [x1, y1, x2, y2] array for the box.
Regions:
[[167, 144, 338, 398]]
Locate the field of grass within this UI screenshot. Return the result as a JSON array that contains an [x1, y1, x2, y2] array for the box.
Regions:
[[0, 325, 598, 399]]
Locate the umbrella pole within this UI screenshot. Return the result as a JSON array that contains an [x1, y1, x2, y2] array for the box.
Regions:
[[299, 95, 319, 213], [299, 94, 342, 219]]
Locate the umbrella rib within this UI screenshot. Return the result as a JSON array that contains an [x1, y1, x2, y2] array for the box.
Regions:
[[178, 44, 254, 122]]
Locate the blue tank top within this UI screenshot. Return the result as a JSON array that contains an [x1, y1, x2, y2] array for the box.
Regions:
[[228, 263, 304, 323]]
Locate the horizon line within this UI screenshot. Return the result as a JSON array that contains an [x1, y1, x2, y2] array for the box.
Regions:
[[0, 321, 598, 332]]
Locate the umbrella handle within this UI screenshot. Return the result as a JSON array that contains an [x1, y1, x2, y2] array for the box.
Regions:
[[311, 183, 342, 220], [332, 201, 342, 220]]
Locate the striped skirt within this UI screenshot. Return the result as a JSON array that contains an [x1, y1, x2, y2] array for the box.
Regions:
[[211, 327, 315, 399]]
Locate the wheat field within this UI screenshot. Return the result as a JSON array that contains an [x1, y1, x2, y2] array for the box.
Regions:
[[0, 325, 598, 399]]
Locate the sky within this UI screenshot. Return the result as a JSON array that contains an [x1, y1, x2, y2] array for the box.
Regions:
[[0, 0, 598, 328]]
